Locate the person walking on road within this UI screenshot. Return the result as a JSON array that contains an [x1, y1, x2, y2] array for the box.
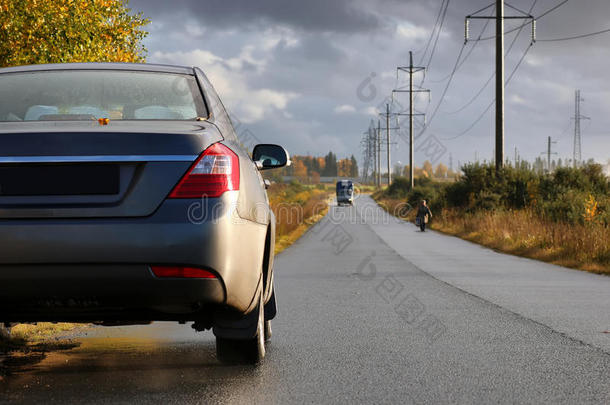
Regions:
[[416, 200, 432, 232]]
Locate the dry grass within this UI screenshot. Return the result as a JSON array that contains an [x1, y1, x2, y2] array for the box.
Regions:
[[9, 323, 81, 341], [375, 197, 418, 221], [375, 197, 610, 275], [268, 183, 331, 254], [0, 323, 82, 354], [434, 208, 610, 274]]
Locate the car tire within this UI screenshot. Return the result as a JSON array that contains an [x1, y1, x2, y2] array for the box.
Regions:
[[216, 293, 266, 365]]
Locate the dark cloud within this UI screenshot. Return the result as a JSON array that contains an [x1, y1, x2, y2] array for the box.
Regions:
[[130, 0, 383, 33], [131, 0, 610, 165]]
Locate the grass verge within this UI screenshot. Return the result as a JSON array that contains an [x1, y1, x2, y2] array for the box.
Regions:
[[0, 323, 83, 378], [268, 182, 332, 254], [374, 195, 610, 275], [0, 323, 83, 352]]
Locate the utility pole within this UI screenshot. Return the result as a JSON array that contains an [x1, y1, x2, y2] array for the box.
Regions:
[[360, 130, 368, 182], [386, 104, 391, 186], [542, 136, 557, 172], [449, 153, 453, 172], [376, 112, 400, 187], [393, 51, 428, 190], [360, 122, 376, 183], [377, 119, 381, 187], [573, 90, 589, 168], [495, 0, 504, 174], [465, 2, 534, 173], [574, 90, 580, 167], [371, 126, 376, 184]]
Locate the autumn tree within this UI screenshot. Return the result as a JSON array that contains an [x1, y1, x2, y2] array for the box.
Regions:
[[293, 159, 308, 182], [422, 160, 433, 178], [337, 158, 348, 177], [434, 163, 448, 178], [414, 166, 428, 178], [316, 157, 325, 173], [0, 0, 149, 67]]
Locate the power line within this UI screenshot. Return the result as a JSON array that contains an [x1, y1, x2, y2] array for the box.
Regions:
[[418, 0, 448, 66], [393, 51, 428, 189], [418, 42, 467, 136], [445, 0, 538, 114], [440, 42, 533, 140], [538, 27, 610, 42], [411, 0, 450, 108], [428, 7, 494, 84], [445, 27, 525, 114], [395, 0, 448, 95], [422, 0, 451, 73], [420, 0, 537, 133], [475, 0, 569, 41]]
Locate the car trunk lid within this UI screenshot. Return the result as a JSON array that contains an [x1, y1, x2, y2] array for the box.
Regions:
[[0, 121, 223, 218]]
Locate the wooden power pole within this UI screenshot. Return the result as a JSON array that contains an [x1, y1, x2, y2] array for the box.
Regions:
[[465, 1, 534, 173]]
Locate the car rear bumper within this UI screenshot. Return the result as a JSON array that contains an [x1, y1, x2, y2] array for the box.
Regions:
[[0, 264, 225, 322], [0, 192, 268, 321]]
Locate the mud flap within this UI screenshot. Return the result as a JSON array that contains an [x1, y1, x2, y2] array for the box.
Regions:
[[213, 304, 260, 340], [264, 289, 277, 321]]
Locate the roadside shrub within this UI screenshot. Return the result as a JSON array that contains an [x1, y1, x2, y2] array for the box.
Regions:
[[445, 181, 470, 207], [385, 176, 411, 199], [476, 190, 503, 211], [373, 162, 610, 273], [378, 162, 608, 226]]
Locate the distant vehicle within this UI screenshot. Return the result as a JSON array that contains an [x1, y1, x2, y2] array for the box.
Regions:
[[336, 180, 354, 206], [0, 62, 290, 364]]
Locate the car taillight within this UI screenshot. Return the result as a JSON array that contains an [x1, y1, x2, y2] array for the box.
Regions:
[[169, 143, 240, 198], [150, 266, 217, 279]]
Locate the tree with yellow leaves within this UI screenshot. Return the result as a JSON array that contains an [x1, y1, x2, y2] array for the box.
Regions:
[[0, 0, 149, 67], [434, 163, 448, 179], [583, 194, 599, 224], [293, 159, 308, 182], [422, 160, 433, 178]]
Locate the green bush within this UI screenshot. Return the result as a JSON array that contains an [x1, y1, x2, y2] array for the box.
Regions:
[[444, 181, 469, 207], [385, 176, 411, 199], [377, 163, 609, 226]]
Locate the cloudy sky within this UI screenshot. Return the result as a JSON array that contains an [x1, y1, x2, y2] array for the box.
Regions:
[[130, 0, 610, 170]]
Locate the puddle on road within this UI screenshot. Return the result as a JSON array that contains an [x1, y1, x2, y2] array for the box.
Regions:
[[0, 323, 258, 388], [0, 323, 281, 404]]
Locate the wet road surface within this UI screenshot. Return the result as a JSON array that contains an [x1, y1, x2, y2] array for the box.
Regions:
[[1, 197, 609, 404]]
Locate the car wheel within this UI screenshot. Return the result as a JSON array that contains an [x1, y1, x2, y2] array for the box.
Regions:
[[216, 293, 265, 364]]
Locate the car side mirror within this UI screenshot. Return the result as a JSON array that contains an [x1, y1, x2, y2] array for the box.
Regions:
[[252, 144, 291, 170]]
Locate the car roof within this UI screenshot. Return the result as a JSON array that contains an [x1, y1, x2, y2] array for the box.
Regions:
[[0, 62, 195, 75]]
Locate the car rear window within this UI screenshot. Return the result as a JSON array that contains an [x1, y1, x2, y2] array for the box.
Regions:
[[0, 70, 208, 122]]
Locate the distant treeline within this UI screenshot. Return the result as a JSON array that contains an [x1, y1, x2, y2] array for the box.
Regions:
[[268, 152, 359, 182]]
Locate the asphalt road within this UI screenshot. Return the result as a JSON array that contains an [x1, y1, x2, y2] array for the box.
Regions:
[[1, 196, 609, 404]]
